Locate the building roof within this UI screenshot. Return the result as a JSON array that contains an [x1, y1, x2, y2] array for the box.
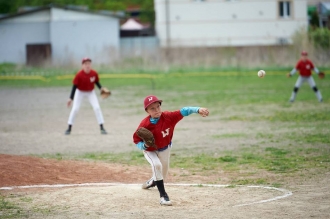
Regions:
[[121, 18, 144, 30], [0, 4, 123, 22], [320, 2, 330, 14]]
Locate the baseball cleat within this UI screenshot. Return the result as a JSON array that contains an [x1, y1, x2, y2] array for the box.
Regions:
[[101, 129, 107, 134], [142, 178, 156, 189], [65, 129, 71, 135], [160, 193, 172, 206]]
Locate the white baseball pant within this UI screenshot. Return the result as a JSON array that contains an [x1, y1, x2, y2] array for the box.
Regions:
[[294, 75, 316, 88], [68, 89, 105, 125], [290, 76, 322, 102], [143, 146, 171, 181]]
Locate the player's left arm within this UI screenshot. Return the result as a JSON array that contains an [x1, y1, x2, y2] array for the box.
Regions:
[[95, 81, 102, 89], [180, 107, 209, 117], [136, 141, 147, 150], [308, 61, 319, 74], [94, 71, 102, 89]]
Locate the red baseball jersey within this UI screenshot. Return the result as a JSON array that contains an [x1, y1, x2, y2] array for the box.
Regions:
[[73, 70, 99, 91], [133, 110, 184, 151], [295, 59, 315, 77]]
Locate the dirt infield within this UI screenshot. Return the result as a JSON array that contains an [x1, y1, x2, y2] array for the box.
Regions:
[[0, 87, 330, 218]]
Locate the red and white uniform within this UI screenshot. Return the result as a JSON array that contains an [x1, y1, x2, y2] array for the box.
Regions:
[[289, 58, 323, 102], [295, 59, 315, 77], [133, 111, 184, 181], [73, 70, 99, 91], [67, 70, 104, 125], [133, 111, 183, 151]]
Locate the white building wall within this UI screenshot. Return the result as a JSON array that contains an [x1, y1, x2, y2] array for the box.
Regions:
[[0, 11, 50, 64], [155, 0, 308, 47], [50, 8, 119, 65], [0, 7, 119, 65]]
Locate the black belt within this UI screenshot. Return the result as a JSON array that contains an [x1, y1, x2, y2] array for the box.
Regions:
[[157, 143, 172, 151]]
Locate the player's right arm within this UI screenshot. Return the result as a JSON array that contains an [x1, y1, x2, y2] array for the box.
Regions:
[[180, 107, 209, 117], [288, 68, 297, 77], [67, 72, 80, 107], [288, 61, 300, 77], [67, 85, 77, 107], [69, 85, 77, 100]]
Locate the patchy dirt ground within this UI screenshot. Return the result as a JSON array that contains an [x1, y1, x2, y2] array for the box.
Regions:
[[0, 87, 329, 218]]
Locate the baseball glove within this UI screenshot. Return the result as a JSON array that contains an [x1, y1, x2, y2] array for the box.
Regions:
[[136, 127, 157, 149], [318, 72, 325, 79], [100, 87, 111, 99]]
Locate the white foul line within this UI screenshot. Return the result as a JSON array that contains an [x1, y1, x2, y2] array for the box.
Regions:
[[0, 183, 292, 207]]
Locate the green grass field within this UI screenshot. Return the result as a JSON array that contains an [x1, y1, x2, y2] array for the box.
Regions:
[[2, 70, 327, 176], [1, 69, 330, 217]]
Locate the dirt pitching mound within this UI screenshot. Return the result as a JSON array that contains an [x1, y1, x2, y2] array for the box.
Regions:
[[0, 154, 294, 219], [0, 154, 150, 187]]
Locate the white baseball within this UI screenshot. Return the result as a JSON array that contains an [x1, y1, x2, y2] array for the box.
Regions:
[[258, 70, 266, 78]]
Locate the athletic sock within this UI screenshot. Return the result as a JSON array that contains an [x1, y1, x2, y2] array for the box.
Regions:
[[155, 180, 166, 197], [315, 90, 323, 102], [100, 124, 104, 130], [290, 91, 296, 101], [68, 125, 72, 131]]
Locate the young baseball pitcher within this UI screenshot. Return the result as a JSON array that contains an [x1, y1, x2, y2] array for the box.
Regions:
[[287, 51, 323, 102], [133, 95, 209, 206], [65, 57, 107, 135]]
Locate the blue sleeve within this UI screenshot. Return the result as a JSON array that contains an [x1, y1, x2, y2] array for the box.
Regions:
[[136, 141, 146, 150], [180, 107, 200, 117]]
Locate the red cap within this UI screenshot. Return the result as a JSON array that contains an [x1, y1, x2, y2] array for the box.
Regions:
[[301, 51, 308, 56], [82, 57, 92, 64], [144, 95, 162, 110]]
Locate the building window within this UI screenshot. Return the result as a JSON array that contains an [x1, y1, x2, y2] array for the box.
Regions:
[[279, 1, 291, 18]]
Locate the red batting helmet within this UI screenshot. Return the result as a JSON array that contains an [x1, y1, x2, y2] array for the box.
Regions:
[[144, 95, 162, 110], [301, 51, 308, 56], [82, 57, 92, 64]]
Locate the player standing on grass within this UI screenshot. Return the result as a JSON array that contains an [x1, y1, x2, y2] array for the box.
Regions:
[[65, 57, 107, 135], [287, 51, 323, 103], [133, 95, 209, 206]]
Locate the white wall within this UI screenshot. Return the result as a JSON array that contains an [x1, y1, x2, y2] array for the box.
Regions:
[[50, 8, 119, 66], [155, 0, 308, 47], [0, 11, 50, 64], [0, 23, 50, 64], [0, 7, 120, 65]]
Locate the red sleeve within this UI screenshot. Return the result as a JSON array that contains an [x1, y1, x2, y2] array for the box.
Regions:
[[309, 60, 315, 69], [93, 70, 99, 83], [163, 110, 184, 125], [73, 71, 80, 86], [295, 61, 301, 70]]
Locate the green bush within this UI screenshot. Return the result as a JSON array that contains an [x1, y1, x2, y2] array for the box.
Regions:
[[309, 28, 330, 49]]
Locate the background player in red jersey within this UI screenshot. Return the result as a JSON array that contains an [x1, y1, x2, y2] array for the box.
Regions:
[[287, 51, 323, 103], [65, 57, 107, 135], [133, 95, 209, 206]]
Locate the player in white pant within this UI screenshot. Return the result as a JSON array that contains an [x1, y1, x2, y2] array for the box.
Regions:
[[65, 57, 107, 135], [287, 51, 323, 103], [133, 95, 209, 206]]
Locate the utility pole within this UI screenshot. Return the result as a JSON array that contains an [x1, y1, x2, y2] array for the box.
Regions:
[[165, 0, 170, 48]]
